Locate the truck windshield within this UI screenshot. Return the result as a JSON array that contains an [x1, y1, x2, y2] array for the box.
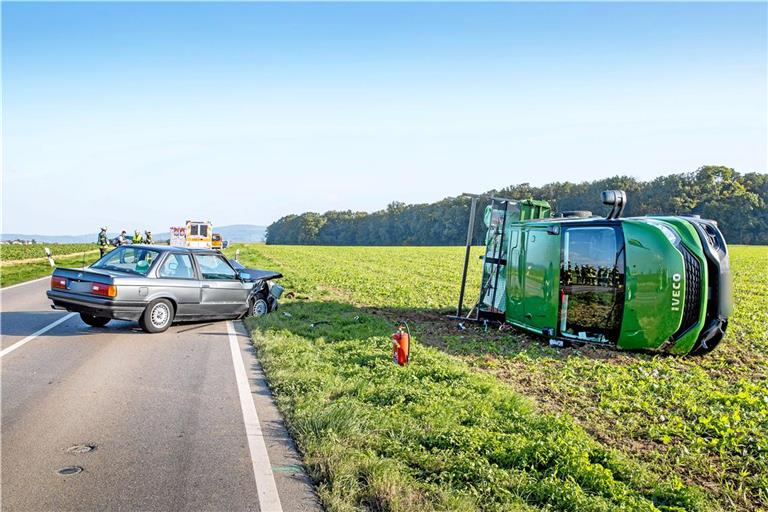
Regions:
[[559, 226, 625, 343]]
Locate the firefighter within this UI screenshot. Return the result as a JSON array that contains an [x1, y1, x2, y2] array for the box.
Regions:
[[132, 229, 142, 244], [144, 230, 153, 245], [98, 227, 109, 257]]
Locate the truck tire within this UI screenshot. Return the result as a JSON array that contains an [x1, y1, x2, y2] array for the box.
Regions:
[[561, 210, 592, 218], [80, 313, 110, 327], [139, 299, 174, 333]]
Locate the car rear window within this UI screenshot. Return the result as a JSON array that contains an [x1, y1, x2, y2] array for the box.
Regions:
[[92, 246, 160, 276]]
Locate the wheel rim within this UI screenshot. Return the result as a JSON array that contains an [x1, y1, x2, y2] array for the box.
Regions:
[[151, 303, 170, 328], [252, 299, 268, 317]]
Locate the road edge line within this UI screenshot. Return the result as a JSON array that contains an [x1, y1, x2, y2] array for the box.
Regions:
[[0, 312, 76, 358], [227, 320, 283, 512], [0, 275, 51, 291]]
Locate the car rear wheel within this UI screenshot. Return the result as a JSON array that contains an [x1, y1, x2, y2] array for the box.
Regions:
[[249, 295, 269, 318], [139, 299, 174, 333], [80, 313, 110, 328]]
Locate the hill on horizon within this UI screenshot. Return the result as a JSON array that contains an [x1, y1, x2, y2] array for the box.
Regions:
[[1, 224, 267, 244]]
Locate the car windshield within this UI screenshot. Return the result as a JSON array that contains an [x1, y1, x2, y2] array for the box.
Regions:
[[559, 226, 625, 343], [92, 246, 160, 276]]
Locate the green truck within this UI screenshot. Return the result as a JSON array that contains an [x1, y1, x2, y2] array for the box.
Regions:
[[454, 191, 732, 355]]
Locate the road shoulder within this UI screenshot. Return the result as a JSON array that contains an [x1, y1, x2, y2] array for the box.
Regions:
[[230, 320, 321, 512]]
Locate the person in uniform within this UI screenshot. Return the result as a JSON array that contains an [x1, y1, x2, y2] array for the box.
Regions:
[[132, 230, 142, 244], [117, 230, 128, 246], [98, 227, 109, 257], [144, 230, 153, 245]]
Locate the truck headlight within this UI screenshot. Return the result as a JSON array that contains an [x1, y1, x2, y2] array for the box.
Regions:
[[642, 219, 680, 246]]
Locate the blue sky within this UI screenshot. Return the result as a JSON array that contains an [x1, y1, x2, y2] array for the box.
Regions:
[[3, 2, 766, 235]]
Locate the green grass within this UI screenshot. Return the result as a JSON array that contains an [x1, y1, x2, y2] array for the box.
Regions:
[[0, 243, 98, 261], [0, 252, 100, 288], [248, 301, 710, 511], [232, 243, 768, 511]]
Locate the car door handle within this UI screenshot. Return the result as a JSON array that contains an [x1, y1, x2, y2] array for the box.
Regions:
[[202, 284, 210, 288]]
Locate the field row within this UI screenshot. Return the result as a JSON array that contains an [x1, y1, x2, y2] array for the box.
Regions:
[[0, 243, 97, 261], [231, 244, 768, 511]]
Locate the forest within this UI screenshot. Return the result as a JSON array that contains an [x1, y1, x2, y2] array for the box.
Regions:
[[266, 166, 768, 246]]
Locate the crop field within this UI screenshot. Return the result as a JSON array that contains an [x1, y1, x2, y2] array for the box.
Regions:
[[229, 244, 768, 512], [0, 243, 97, 262], [0, 249, 100, 288]]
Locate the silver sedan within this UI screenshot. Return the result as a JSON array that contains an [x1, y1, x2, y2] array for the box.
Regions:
[[47, 245, 283, 332]]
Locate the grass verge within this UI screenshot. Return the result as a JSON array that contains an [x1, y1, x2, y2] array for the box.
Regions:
[[247, 300, 713, 511], [0, 253, 101, 288]]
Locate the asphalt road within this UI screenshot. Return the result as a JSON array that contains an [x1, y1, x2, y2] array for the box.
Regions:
[[1, 277, 319, 511]]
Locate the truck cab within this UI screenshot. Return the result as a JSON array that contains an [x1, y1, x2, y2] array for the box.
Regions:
[[457, 191, 731, 355]]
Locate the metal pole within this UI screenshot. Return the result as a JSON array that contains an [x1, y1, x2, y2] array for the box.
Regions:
[[456, 197, 477, 318]]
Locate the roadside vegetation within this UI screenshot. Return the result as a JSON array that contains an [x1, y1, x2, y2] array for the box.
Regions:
[[0, 242, 97, 262], [0, 250, 100, 288], [231, 244, 768, 511]]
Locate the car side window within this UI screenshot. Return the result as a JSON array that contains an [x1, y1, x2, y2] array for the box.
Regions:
[[159, 254, 195, 279], [195, 254, 237, 280]]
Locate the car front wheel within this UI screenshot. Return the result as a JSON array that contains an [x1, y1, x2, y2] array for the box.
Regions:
[[139, 299, 174, 333], [249, 295, 269, 317], [80, 313, 110, 327]]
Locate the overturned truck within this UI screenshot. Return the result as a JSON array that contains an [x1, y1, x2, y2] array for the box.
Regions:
[[454, 191, 732, 355]]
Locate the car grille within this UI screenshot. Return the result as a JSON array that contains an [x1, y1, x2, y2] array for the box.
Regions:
[[672, 245, 702, 339]]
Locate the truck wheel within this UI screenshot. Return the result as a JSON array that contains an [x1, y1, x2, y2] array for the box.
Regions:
[[249, 295, 269, 318], [139, 299, 174, 333], [80, 313, 110, 327], [561, 210, 592, 218]]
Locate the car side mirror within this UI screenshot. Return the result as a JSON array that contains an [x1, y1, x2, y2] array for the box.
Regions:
[[239, 272, 252, 281]]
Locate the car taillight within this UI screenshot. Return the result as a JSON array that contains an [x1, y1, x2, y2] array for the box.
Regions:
[[91, 283, 117, 297], [51, 276, 68, 289]]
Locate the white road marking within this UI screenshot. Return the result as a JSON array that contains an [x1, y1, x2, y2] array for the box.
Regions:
[[227, 321, 283, 512], [0, 275, 51, 291], [0, 313, 76, 358]]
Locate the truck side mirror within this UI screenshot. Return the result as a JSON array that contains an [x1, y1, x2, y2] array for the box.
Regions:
[[601, 190, 627, 219]]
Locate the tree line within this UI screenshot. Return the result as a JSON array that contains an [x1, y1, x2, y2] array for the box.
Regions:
[[266, 166, 768, 246]]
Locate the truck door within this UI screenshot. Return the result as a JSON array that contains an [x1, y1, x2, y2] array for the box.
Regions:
[[558, 225, 624, 344], [522, 227, 560, 331], [193, 253, 250, 317]]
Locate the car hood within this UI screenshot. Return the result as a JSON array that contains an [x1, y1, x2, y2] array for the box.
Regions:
[[240, 268, 283, 282]]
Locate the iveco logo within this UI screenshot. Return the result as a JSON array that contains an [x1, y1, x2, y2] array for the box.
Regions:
[[671, 273, 682, 311]]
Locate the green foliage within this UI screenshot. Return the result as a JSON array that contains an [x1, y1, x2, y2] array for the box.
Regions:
[[227, 244, 483, 309], [248, 301, 711, 512], [266, 166, 768, 246], [0, 252, 101, 288], [231, 243, 767, 511], [0, 243, 97, 261]]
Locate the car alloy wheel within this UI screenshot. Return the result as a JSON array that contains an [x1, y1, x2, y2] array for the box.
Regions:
[[150, 302, 171, 328]]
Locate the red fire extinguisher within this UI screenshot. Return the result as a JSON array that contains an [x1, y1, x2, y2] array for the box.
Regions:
[[391, 321, 411, 366]]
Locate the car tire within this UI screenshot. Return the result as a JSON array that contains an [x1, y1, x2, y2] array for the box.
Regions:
[[249, 295, 269, 318], [139, 299, 174, 333], [80, 313, 111, 328]]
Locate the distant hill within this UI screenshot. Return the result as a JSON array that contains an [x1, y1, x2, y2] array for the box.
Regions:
[[1, 224, 267, 244]]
